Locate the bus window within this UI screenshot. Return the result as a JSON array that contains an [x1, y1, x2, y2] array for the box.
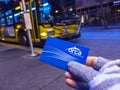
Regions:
[[0, 13, 4, 18], [0, 18, 5, 26], [14, 14, 19, 23], [39, 2, 52, 24], [6, 15, 13, 25], [14, 13, 23, 23], [5, 10, 12, 16]]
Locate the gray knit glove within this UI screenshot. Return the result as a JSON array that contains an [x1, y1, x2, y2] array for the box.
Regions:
[[68, 60, 120, 90]]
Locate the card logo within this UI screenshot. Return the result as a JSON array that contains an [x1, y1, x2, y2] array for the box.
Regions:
[[66, 46, 83, 57]]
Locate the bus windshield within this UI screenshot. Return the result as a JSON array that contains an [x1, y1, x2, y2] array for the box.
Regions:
[[39, 0, 77, 25]]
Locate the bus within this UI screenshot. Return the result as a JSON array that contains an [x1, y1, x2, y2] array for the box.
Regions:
[[0, 0, 81, 46]]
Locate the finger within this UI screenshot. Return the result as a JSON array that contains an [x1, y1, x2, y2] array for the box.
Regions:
[[65, 71, 72, 79], [65, 71, 85, 82], [86, 56, 97, 67], [65, 78, 88, 90], [65, 78, 77, 89], [68, 61, 99, 83], [65, 71, 82, 82], [100, 60, 120, 72]]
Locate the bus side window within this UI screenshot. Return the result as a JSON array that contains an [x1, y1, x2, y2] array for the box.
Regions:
[[6, 16, 13, 25], [14, 14, 23, 23], [19, 15, 24, 23], [0, 18, 5, 26]]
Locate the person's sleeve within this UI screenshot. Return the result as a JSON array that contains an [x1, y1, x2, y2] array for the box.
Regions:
[[93, 57, 110, 70], [68, 59, 120, 90]]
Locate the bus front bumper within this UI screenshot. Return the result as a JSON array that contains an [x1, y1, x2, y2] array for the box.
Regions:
[[59, 33, 80, 39]]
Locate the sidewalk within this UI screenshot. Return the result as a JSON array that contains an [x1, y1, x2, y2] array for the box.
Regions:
[[0, 44, 73, 90]]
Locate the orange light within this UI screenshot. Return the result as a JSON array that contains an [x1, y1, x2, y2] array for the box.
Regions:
[[16, 25, 21, 29], [15, 6, 21, 10], [117, 9, 120, 12]]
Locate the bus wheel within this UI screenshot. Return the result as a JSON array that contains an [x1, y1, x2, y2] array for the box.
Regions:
[[19, 33, 29, 46], [39, 40, 45, 48]]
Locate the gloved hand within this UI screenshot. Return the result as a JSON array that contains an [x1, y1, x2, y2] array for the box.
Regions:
[[68, 60, 120, 90]]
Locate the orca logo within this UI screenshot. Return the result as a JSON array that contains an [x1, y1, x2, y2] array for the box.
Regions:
[[67, 46, 83, 57]]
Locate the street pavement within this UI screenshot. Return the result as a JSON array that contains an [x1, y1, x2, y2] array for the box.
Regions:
[[0, 45, 73, 90], [71, 23, 120, 59], [0, 23, 120, 90]]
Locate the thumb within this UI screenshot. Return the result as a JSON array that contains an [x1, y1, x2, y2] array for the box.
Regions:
[[68, 61, 99, 83]]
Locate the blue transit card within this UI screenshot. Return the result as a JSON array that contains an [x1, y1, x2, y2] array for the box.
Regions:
[[39, 37, 89, 70]]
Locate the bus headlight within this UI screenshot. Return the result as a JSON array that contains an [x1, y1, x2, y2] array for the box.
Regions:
[[41, 32, 47, 37], [2, 38, 5, 41]]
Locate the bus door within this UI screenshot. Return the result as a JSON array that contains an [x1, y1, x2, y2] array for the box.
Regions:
[[0, 14, 5, 40], [4, 9, 16, 40], [29, 1, 40, 42]]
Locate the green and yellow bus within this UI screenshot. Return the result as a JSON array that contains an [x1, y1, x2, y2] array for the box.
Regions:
[[0, 0, 81, 46]]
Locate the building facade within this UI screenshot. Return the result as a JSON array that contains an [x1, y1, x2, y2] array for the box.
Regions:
[[75, 0, 120, 26]]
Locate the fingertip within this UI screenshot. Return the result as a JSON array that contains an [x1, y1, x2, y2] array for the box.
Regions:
[[86, 56, 97, 67], [65, 78, 87, 90], [65, 78, 77, 89], [64, 71, 72, 78]]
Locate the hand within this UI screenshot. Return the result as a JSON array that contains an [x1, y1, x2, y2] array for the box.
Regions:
[[65, 57, 120, 90], [65, 72, 88, 90], [65, 56, 97, 89]]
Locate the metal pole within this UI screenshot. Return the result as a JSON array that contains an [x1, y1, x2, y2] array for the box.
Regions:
[[21, 0, 37, 56], [27, 30, 37, 56], [21, 0, 26, 12]]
